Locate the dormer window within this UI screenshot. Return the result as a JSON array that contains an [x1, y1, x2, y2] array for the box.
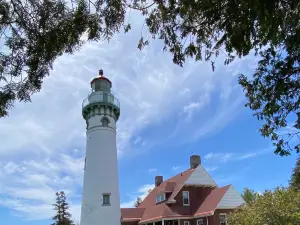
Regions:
[[156, 193, 166, 203], [182, 191, 190, 206]]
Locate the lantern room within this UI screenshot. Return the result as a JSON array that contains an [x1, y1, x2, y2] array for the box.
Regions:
[[82, 69, 120, 122], [90, 69, 112, 93]]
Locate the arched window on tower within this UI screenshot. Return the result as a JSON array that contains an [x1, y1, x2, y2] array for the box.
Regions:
[[101, 117, 110, 127]]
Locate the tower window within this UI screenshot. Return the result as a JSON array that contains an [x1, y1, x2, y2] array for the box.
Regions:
[[102, 193, 111, 206], [101, 117, 110, 127]]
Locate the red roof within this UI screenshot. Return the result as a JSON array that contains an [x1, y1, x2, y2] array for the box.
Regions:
[[121, 166, 235, 223], [138, 169, 194, 208], [90, 76, 112, 87], [194, 185, 231, 216], [121, 208, 145, 221]]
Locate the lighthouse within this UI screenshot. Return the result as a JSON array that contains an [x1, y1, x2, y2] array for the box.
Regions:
[[80, 70, 121, 225]]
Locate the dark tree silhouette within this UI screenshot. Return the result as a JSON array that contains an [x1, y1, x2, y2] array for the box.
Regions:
[[51, 191, 74, 225], [290, 156, 300, 191], [133, 196, 142, 207]]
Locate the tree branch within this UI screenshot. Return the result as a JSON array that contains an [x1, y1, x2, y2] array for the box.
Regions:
[[124, 0, 156, 11]]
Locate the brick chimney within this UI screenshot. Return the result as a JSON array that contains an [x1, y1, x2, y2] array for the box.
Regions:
[[190, 155, 201, 169], [155, 176, 163, 187]]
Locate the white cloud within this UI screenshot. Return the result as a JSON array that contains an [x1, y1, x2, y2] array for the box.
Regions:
[[179, 88, 190, 96], [148, 168, 157, 173], [120, 184, 154, 208], [204, 152, 233, 163], [204, 147, 273, 165], [184, 102, 201, 113], [0, 153, 84, 220], [0, 198, 54, 220], [238, 153, 257, 160], [0, 10, 257, 158]]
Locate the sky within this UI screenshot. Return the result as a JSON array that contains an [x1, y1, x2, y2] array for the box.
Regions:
[[0, 10, 299, 225]]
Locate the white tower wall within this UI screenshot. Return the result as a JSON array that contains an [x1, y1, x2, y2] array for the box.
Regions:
[[80, 74, 121, 225]]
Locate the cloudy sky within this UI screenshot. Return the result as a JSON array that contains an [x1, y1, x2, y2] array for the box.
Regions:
[[0, 10, 298, 225]]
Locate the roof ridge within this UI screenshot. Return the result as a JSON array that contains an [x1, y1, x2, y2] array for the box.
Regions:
[[184, 164, 218, 187], [162, 168, 193, 183]]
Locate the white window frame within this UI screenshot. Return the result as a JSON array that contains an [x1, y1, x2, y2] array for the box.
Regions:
[[183, 221, 190, 225], [219, 213, 227, 225], [182, 191, 190, 206], [197, 219, 204, 225], [156, 192, 166, 203], [102, 193, 111, 206]]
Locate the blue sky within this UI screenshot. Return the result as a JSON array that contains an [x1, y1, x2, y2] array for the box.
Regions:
[[0, 11, 298, 225]]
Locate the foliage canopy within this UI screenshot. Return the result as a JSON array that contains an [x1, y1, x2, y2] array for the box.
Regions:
[[0, 0, 299, 155], [241, 187, 259, 204], [290, 156, 300, 191], [228, 187, 300, 225]]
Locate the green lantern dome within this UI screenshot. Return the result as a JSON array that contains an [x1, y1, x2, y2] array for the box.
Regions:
[[90, 69, 112, 92], [82, 69, 120, 122]]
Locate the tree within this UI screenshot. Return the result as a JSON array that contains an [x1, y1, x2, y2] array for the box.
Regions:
[[1, 1, 299, 156], [141, 0, 300, 156], [0, 0, 125, 117], [241, 188, 258, 204], [228, 187, 300, 225], [133, 196, 142, 207], [51, 191, 74, 225], [290, 156, 300, 191]]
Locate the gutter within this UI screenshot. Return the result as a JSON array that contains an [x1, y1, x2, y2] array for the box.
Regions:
[[139, 211, 214, 224]]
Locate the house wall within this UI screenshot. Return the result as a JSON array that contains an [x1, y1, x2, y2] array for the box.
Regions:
[[122, 221, 139, 225], [210, 209, 235, 225], [172, 186, 213, 215], [179, 217, 208, 225], [179, 212, 236, 225], [122, 210, 236, 225], [179, 218, 194, 225]]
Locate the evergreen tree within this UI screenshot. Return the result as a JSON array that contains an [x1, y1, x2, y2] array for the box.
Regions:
[[133, 196, 142, 207], [51, 191, 74, 225], [241, 188, 258, 204], [290, 156, 300, 191]]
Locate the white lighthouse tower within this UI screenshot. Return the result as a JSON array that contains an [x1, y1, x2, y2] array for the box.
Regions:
[[80, 69, 121, 225]]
